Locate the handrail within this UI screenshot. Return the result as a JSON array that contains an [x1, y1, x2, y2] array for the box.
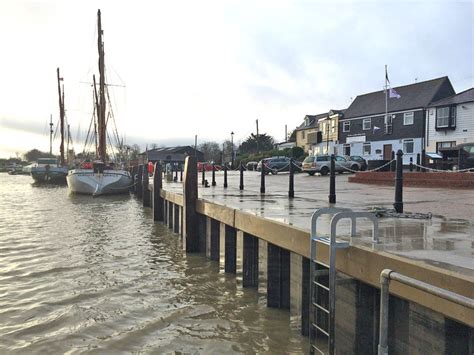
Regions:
[[378, 269, 474, 355]]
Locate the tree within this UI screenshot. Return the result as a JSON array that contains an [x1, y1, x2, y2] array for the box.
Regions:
[[23, 149, 54, 162], [287, 130, 296, 142], [239, 133, 274, 154], [198, 141, 222, 163], [221, 139, 236, 164]]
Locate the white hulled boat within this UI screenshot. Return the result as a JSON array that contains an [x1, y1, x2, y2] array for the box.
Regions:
[[67, 10, 131, 196]]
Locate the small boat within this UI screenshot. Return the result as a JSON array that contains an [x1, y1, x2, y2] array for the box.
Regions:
[[67, 10, 131, 196], [30, 158, 68, 183], [31, 69, 69, 184]]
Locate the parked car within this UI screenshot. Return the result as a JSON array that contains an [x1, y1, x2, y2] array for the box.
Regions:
[[197, 162, 221, 172], [257, 156, 302, 174], [347, 155, 367, 171], [302, 155, 360, 176]]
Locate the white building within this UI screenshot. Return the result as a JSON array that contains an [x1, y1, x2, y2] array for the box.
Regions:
[[426, 88, 474, 152]]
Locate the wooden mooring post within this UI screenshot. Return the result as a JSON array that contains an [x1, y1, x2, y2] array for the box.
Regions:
[[153, 163, 164, 222], [183, 156, 199, 252], [143, 164, 150, 207]]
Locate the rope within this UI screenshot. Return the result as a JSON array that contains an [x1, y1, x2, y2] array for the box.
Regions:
[[334, 159, 396, 173], [411, 163, 474, 173], [368, 207, 432, 219]]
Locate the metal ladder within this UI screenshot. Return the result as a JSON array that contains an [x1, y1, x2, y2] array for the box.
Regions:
[[309, 208, 379, 355]]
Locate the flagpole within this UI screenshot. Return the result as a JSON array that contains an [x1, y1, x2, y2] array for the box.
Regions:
[[385, 65, 388, 129]]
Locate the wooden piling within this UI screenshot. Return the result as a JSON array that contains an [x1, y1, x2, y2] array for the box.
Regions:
[[143, 165, 150, 207], [183, 156, 198, 252], [153, 163, 164, 222]]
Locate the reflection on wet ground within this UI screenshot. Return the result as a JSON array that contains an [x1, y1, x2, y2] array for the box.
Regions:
[[162, 171, 474, 276]]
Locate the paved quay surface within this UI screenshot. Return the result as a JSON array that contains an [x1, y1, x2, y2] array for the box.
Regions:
[[161, 171, 474, 277]]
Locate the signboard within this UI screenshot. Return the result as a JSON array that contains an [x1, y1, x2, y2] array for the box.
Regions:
[[346, 135, 366, 143]]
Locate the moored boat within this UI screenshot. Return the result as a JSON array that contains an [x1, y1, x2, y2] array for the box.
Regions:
[[30, 158, 68, 183], [67, 162, 131, 195], [66, 10, 131, 196]]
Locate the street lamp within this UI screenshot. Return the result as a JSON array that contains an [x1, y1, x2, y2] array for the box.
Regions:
[[231, 131, 234, 169]]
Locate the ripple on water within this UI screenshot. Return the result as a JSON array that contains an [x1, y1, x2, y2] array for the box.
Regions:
[[0, 174, 308, 353]]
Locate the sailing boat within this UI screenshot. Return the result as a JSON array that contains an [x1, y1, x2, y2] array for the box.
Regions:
[[30, 68, 68, 183], [67, 9, 132, 196]]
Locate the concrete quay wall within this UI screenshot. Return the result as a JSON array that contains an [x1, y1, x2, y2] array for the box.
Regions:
[[140, 165, 473, 354]]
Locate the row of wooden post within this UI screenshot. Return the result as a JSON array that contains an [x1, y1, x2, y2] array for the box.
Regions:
[[132, 150, 405, 244]]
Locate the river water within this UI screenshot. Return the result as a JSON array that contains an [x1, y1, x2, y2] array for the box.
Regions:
[[0, 174, 308, 354]]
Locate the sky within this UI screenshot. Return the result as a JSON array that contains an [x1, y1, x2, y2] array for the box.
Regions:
[[0, 0, 473, 159]]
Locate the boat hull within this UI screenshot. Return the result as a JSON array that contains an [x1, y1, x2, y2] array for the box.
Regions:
[[67, 169, 132, 195], [31, 166, 68, 183]]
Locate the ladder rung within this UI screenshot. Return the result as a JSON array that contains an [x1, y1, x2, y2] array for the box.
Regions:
[[313, 236, 350, 248], [312, 323, 329, 337], [312, 262, 330, 269], [312, 302, 330, 314], [314, 281, 330, 291], [311, 344, 325, 354]]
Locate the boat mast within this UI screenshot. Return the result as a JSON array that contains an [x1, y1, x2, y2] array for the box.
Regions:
[[49, 114, 53, 155], [57, 68, 65, 166], [97, 9, 107, 162], [93, 75, 100, 158]]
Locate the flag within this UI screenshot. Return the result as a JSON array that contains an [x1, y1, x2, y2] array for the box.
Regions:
[[389, 88, 401, 99], [373, 126, 381, 134]]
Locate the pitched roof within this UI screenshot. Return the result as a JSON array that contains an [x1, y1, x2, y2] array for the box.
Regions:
[[295, 110, 345, 130], [429, 88, 474, 107], [343, 76, 454, 119]]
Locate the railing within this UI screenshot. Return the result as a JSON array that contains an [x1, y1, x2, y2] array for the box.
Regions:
[[378, 269, 474, 355]]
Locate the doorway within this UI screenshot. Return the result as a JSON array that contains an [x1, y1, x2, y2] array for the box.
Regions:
[[383, 144, 392, 160]]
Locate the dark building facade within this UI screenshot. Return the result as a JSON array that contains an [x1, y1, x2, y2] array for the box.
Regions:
[[337, 77, 455, 164]]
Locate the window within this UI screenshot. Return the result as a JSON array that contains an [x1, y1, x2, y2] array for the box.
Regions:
[[335, 156, 346, 161], [403, 139, 414, 154], [343, 121, 350, 132], [363, 143, 371, 155], [436, 107, 449, 127], [302, 130, 305, 139], [363, 118, 371, 130], [436, 106, 456, 129], [436, 141, 456, 152], [404, 112, 414, 125]]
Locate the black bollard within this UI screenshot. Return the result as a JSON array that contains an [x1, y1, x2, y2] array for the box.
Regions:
[[409, 157, 413, 172], [394, 150, 404, 213], [288, 158, 294, 198], [212, 163, 216, 186], [223, 163, 228, 188], [416, 153, 421, 172], [260, 161, 266, 193], [421, 149, 426, 173], [391, 151, 396, 172], [201, 164, 205, 185], [239, 162, 244, 190], [329, 154, 336, 204]]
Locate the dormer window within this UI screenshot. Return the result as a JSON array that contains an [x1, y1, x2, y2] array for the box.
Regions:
[[436, 106, 456, 130], [305, 117, 310, 126]]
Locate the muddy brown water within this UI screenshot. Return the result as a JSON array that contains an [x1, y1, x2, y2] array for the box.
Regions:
[[0, 174, 308, 354]]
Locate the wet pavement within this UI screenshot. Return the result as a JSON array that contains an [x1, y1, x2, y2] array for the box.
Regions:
[[161, 171, 474, 277]]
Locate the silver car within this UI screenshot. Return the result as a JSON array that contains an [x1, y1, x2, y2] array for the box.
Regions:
[[302, 155, 360, 176]]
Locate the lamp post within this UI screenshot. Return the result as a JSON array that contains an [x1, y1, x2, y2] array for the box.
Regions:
[[231, 131, 234, 169], [326, 116, 330, 154]]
